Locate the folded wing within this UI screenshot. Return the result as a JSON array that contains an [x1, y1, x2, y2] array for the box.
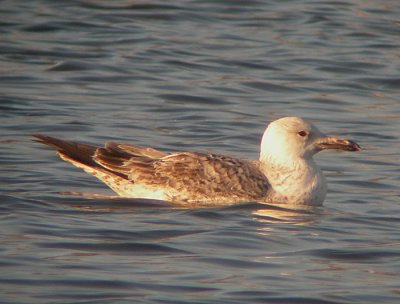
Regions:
[[95, 145, 270, 203], [34, 135, 270, 203]]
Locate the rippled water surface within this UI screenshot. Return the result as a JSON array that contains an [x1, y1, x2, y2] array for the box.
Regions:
[[1, 0, 400, 303]]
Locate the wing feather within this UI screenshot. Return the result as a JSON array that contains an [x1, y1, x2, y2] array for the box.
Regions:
[[50, 138, 270, 203], [93, 142, 162, 177], [152, 152, 270, 202]]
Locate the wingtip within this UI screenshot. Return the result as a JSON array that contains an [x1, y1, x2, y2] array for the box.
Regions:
[[32, 133, 47, 143], [32, 134, 58, 145], [32, 134, 67, 149]]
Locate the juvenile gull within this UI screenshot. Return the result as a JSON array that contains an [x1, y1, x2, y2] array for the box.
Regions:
[[33, 117, 361, 206]]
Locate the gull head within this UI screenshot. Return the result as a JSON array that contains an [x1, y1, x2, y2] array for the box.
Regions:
[[260, 117, 361, 163]]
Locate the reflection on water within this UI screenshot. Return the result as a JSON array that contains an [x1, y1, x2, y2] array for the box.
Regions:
[[252, 205, 319, 226], [1, 0, 400, 303], [59, 192, 320, 226]]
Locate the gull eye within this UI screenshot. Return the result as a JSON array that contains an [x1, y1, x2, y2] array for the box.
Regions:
[[297, 130, 308, 137]]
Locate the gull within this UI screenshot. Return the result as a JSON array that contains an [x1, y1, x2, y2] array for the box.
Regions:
[[33, 117, 361, 206]]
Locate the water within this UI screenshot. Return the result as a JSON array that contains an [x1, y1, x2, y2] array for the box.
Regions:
[[1, 0, 400, 303]]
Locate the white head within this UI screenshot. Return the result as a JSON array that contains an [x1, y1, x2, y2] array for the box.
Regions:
[[260, 117, 360, 164]]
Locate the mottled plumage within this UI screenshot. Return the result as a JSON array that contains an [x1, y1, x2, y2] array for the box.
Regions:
[[33, 117, 361, 206]]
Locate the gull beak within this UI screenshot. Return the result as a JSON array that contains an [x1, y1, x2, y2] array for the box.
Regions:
[[316, 136, 361, 152]]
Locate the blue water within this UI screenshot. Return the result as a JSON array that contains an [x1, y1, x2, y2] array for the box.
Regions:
[[1, 0, 400, 303]]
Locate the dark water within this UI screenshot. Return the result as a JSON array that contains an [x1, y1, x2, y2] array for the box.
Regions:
[[1, 0, 400, 303]]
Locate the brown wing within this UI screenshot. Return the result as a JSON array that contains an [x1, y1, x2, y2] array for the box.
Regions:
[[35, 135, 270, 203], [93, 142, 166, 178], [152, 152, 270, 202], [96, 145, 270, 202]]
